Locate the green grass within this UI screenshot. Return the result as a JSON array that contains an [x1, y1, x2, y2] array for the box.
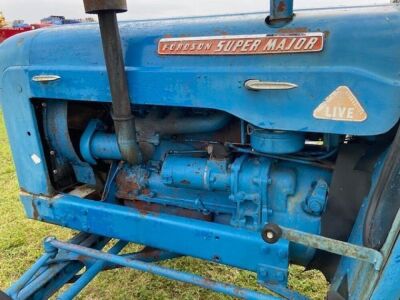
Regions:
[[0, 114, 328, 299]]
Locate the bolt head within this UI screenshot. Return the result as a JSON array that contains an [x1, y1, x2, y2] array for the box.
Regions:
[[309, 200, 323, 214]]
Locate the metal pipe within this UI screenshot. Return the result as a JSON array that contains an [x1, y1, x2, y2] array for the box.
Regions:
[[269, 0, 294, 23], [90, 132, 121, 161], [83, 0, 142, 165], [59, 241, 128, 300], [262, 224, 383, 270], [80, 112, 231, 163], [6, 252, 54, 298], [47, 238, 279, 300]]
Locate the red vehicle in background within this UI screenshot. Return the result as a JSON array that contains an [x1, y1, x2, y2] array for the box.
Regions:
[[0, 12, 94, 43], [0, 24, 50, 43], [0, 12, 50, 43]]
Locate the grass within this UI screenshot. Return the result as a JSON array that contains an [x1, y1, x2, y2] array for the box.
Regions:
[[0, 113, 328, 299]]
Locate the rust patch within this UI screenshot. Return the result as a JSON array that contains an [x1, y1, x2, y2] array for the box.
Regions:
[[126, 200, 154, 216], [136, 247, 164, 261], [278, 27, 308, 33], [124, 200, 213, 221], [277, 0, 286, 12], [141, 188, 151, 195], [202, 277, 216, 287], [180, 179, 191, 185], [32, 201, 39, 220], [215, 30, 229, 36], [116, 170, 144, 199], [116, 170, 140, 190]]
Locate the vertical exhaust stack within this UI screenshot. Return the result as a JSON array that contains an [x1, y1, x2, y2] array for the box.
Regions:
[[83, 0, 142, 164], [268, 0, 294, 25]]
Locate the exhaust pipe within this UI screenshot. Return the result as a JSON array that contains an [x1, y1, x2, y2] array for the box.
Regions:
[[83, 0, 142, 164], [268, 0, 294, 25]]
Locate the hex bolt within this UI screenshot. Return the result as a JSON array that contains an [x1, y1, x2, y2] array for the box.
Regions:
[[43, 236, 58, 257], [308, 200, 323, 214], [261, 223, 282, 244]]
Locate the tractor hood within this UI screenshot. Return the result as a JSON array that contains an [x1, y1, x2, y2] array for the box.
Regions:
[[1, 4, 400, 135]]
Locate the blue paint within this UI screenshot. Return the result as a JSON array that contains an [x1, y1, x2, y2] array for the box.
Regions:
[[58, 240, 129, 300], [370, 212, 400, 300], [79, 119, 120, 164], [49, 238, 281, 300], [0, 6, 399, 136], [20, 193, 290, 277], [44, 101, 97, 185], [249, 128, 305, 154], [0, 2, 399, 299]]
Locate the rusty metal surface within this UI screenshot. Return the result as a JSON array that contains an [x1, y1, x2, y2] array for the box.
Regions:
[[279, 226, 383, 270], [47, 238, 279, 300], [124, 200, 213, 221], [83, 0, 127, 14]]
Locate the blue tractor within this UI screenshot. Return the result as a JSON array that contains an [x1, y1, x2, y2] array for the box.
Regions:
[[0, 0, 399, 299]]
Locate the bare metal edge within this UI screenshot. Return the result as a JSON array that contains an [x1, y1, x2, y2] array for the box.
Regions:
[[32, 75, 61, 83], [245, 79, 298, 91]]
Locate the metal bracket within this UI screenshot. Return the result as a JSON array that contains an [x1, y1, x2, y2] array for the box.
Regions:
[[262, 224, 383, 270], [6, 235, 282, 300]]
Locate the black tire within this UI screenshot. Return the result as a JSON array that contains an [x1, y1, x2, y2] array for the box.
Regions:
[[0, 291, 12, 300]]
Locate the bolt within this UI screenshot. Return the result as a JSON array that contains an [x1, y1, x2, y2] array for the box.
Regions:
[[41, 102, 47, 108], [50, 150, 55, 155], [277, 271, 286, 282], [308, 200, 323, 214], [266, 231, 274, 239], [52, 169, 58, 175], [212, 255, 220, 262], [43, 236, 57, 254], [207, 144, 213, 154]]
